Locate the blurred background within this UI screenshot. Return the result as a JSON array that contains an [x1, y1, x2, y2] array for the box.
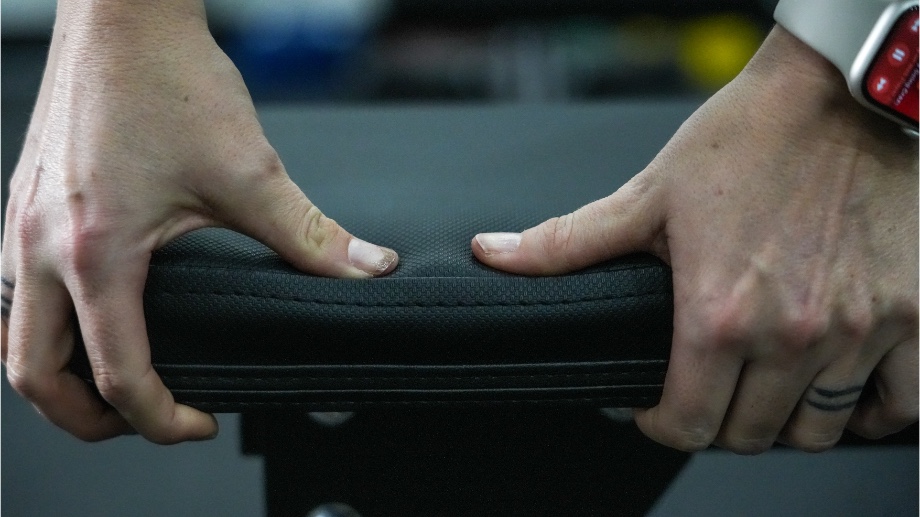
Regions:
[[3, 0, 777, 104], [2, 1, 918, 516], [3, 0, 777, 216]]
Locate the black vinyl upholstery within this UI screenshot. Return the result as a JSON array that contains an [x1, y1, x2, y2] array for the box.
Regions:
[[71, 102, 700, 412]]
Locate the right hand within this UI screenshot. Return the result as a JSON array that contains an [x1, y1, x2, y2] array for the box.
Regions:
[[1, 0, 398, 444], [472, 26, 918, 453]]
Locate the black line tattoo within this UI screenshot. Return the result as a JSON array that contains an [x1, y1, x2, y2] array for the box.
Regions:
[[804, 398, 860, 411], [1, 276, 13, 325], [810, 386, 863, 398], [805, 384, 863, 412]]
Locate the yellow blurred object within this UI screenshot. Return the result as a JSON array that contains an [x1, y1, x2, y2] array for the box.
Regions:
[[679, 14, 764, 91]]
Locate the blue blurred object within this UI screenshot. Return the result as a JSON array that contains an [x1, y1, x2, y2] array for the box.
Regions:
[[221, 0, 389, 100]]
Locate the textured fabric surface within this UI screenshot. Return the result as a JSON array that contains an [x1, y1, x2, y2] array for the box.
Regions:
[[71, 102, 701, 411]]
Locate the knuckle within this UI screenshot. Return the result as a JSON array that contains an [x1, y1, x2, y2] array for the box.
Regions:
[[719, 435, 775, 455], [301, 205, 342, 254], [66, 225, 103, 263], [221, 145, 287, 201], [697, 300, 750, 351], [639, 404, 718, 452], [147, 430, 183, 446], [540, 214, 577, 261], [838, 304, 874, 343], [775, 309, 829, 353], [881, 397, 918, 428], [668, 424, 718, 452], [17, 201, 46, 243], [888, 294, 920, 337], [249, 146, 286, 182], [655, 409, 720, 452], [57, 199, 115, 277], [717, 419, 781, 455], [61, 226, 109, 277], [93, 370, 133, 408], [9, 164, 53, 246], [783, 426, 842, 453], [850, 421, 888, 440], [6, 365, 46, 401], [71, 425, 113, 443]]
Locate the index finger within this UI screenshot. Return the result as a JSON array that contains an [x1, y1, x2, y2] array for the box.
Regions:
[[69, 258, 217, 444]]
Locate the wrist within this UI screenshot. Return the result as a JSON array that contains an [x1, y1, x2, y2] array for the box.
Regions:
[[57, 0, 206, 23], [54, 0, 208, 50], [739, 25, 914, 148]]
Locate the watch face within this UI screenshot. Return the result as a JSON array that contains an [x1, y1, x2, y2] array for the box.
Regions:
[[862, 6, 918, 127]]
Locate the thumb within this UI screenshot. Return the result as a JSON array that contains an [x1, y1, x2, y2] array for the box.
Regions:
[[216, 159, 398, 279], [472, 180, 661, 276]]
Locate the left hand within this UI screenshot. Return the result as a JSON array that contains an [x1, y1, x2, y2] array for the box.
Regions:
[[471, 27, 918, 454], [0, 0, 398, 444]]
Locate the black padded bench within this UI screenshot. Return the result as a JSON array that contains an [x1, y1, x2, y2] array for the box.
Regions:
[[65, 102, 915, 516]]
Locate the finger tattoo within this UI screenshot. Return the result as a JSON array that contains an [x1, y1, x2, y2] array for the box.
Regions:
[[1, 276, 13, 325], [805, 385, 862, 411]]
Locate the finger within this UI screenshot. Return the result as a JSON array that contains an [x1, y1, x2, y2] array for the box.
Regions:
[[781, 310, 910, 450], [1, 275, 13, 359], [472, 174, 663, 275], [2, 220, 19, 359], [71, 259, 218, 444], [846, 340, 918, 439], [779, 381, 865, 452], [633, 316, 744, 452], [213, 151, 397, 279], [5, 270, 131, 441], [714, 358, 816, 454], [778, 345, 869, 451]]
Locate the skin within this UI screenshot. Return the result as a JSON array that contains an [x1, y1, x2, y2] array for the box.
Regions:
[[473, 27, 918, 454], [1, 0, 397, 444]]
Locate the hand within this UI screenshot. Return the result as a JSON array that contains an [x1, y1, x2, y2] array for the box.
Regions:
[[1, 0, 397, 444], [472, 27, 918, 454]]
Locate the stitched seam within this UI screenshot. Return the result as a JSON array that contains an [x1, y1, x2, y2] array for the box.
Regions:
[[149, 263, 660, 277], [185, 398, 659, 407], [160, 371, 664, 383], [154, 360, 667, 372], [151, 290, 669, 308]]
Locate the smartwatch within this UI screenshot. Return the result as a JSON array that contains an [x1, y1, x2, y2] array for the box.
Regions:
[[774, 0, 919, 130]]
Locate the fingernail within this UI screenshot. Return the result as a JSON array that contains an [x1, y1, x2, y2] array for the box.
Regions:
[[475, 233, 522, 255], [348, 238, 398, 276]]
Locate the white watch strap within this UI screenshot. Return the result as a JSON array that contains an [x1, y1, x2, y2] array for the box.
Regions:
[[774, 0, 893, 75]]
